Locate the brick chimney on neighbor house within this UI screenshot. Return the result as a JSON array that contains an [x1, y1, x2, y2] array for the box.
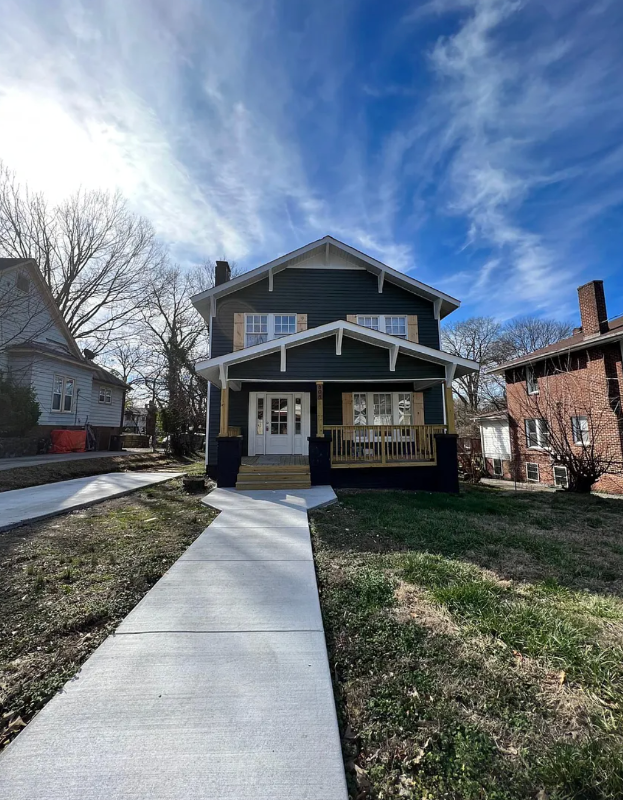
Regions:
[[215, 260, 231, 286], [577, 280, 608, 336]]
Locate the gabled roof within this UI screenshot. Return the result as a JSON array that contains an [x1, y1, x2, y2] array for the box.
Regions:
[[196, 319, 479, 388], [191, 235, 460, 321], [490, 313, 623, 374], [1, 258, 129, 389]]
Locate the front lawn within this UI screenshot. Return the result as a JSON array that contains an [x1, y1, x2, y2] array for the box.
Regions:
[[0, 476, 216, 749], [311, 486, 623, 799]]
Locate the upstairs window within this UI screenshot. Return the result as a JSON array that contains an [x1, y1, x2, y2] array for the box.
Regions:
[[16, 273, 30, 294], [98, 387, 112, 404], [357, 315, 407, 338], [571, 415, 590, 445], [526, 365, 539, 394], [525, 418, 549, 448], [52, 375, 75, 412], [245, 314, 268, 347], [274, 315, 297, 338], [244, 313, 296, 347]]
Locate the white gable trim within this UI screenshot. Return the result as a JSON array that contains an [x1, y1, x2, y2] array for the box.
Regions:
[[196, 319, 479, 388], [191, 235, 460, 320]]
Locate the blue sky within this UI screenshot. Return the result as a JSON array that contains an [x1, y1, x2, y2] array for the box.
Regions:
[[0, 0, 622, 323]]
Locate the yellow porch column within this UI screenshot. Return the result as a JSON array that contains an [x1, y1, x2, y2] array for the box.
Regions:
[[219, 382, 230, 436], [316, 381, 324, 435], [445, 382, 456, 434]]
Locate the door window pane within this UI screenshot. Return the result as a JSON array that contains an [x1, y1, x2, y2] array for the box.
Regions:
[[63, 378, 74, 412], [256, 397, 264, 435], [373, 393, 392, 425], [397, 393, 412, 424], [245, 314, 268, 347], [386, 317, 407, 337], [357, 316, 379, 330], [270, 397, 288, 435], [353, 393, 367, 425], [274, 315, 296, 337], [294, 397, 302, 434]]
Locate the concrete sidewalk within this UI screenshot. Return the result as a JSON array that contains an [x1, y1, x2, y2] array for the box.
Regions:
[[0, 449, 153, 472], [0, 472, 183, 531], [0, 486, 347, 800]]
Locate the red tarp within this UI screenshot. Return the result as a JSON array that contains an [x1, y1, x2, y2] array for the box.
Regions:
[[50, 429, 87, 454]]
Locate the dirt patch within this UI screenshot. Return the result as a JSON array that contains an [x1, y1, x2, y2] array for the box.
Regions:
[[0, 477, 216, 749]]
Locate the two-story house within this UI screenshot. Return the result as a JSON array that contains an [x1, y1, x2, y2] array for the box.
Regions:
[[0, 258, 128, 453], [488, 279, 623, 493], [192, 236, 479, 491]]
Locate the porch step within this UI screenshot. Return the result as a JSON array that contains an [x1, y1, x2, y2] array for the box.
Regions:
[[236, 466, 311, 491], [238, 464, 310, 474]]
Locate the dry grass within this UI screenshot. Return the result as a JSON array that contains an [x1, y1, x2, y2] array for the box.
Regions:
[[311, 486, 623, 799], [0, 476, 216, 749]]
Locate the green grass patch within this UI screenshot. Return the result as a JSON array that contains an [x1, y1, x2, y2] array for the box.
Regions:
[[311, 486, 623, 799]]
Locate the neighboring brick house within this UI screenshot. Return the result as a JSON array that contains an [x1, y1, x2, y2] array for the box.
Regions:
[[490, 280, 623, 493]]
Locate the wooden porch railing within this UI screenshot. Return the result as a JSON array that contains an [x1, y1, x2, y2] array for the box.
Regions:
[[326, 425, 446, 466]]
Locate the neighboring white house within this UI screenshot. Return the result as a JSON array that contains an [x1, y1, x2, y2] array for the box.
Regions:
[[0, 258, 127, 451], [475, 410, 511, 479]]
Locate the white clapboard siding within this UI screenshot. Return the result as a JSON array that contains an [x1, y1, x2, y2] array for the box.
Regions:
[[480, 420, 511, 459], [29, 355, 94, 427], [89, 385, 124, 427]]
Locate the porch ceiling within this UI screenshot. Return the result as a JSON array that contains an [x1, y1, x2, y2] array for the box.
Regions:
[[196, 320, 479, 389]]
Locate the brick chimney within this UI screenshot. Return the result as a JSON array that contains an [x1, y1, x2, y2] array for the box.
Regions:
[[577, 280, 608, 336], [215, 260, 231, 286]]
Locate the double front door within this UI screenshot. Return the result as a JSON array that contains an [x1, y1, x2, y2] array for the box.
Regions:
[[248, 392, 310, 455]]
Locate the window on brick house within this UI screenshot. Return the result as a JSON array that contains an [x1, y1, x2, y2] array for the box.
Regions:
[[526, 462, 540, 482], [493, 458, 503, 476], [571, 415, 590, 445], [526, 365, 539, 394], [553, 465, 569, 488], [525, 418, 549, 448]]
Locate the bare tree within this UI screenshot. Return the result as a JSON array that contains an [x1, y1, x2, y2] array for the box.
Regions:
[[512, 354, 623, 492], [501, 316, 573, 357], [441, 317, 509, 415], [0, 162, 164, 346]]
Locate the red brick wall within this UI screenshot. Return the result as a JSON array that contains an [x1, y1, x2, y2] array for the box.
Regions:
[[505, 343, 623, 493]]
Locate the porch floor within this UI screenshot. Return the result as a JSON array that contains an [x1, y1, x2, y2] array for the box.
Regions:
[[242, 455, 309, 467]]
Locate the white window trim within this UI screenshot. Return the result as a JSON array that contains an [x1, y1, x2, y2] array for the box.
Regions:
[[526, 462, 540, 483], [52, 374, 76, 413], [352, 391, 415, 426], [526, 365, 539, 395], [98, 387, 112, 404], [571, 415, 590, 445], [492, 457, 503, 477], [244, 313, 297, 348], [553, 465, 569, 488], [525, 418, 549, 449], [357, 314, 407, 338]]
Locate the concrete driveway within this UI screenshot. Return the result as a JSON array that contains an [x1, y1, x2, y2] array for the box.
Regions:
[[0, 485, 347, 800]]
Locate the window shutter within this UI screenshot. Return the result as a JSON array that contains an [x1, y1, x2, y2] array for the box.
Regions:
[[297, 314, 307, 332], [233, 313, 245, 351], [407, 315, 419, 343], [347, 315, 357, 324], [413, 391, 424, 425], [342, 392, 353, 425]]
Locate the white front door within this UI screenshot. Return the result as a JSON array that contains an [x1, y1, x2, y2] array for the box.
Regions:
[[266, 394, 291, 454], [248, 392, 310, 456]]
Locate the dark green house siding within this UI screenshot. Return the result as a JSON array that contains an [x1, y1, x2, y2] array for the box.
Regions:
[[228, 337, 445, 382], [211, 268, 440, 357]]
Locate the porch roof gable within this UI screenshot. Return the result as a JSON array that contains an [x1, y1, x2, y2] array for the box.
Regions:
[[196, 319, 479, 388]]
